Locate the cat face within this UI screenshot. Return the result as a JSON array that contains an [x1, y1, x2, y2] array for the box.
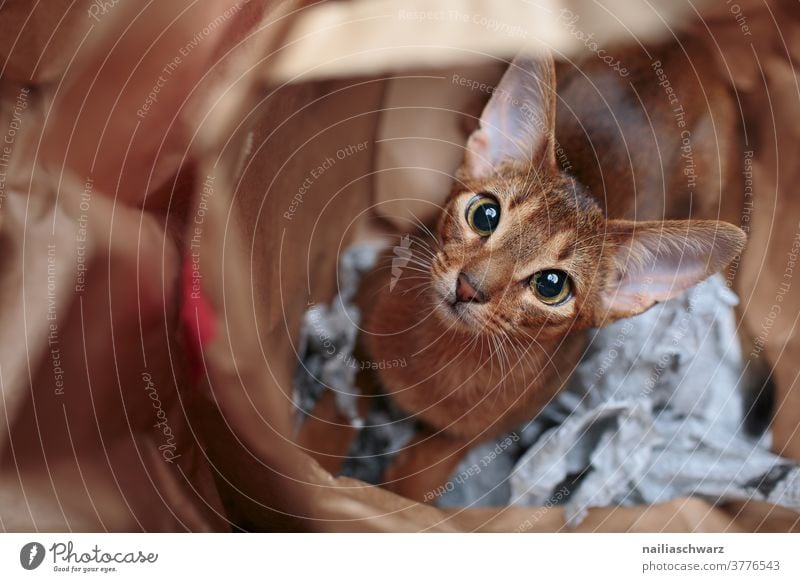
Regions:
[[431, 168, 608, 340], [425, 53, 744, 340]]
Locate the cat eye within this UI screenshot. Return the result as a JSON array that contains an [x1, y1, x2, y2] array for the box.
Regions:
[[466, 194, 501, 237], [531, 270, 572, 305]]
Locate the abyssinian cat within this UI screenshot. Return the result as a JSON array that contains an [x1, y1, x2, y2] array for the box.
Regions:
[[363, 47, 746, 442]]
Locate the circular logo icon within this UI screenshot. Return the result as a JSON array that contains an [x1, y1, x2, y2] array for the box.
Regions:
[[20, 542, 46, 570]]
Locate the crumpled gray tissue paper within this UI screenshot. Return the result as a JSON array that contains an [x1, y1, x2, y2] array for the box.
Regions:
[[294, 243, 800, 525]]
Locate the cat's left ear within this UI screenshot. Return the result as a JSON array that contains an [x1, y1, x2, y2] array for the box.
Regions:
[[462, 52, 557, 180], [598, 220, 746, 323]]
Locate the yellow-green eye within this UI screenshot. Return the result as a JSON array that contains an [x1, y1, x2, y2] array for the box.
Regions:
[[466, 194, 501, 237], [531, 270, 572, 305]]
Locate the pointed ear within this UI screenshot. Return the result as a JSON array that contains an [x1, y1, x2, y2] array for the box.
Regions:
[[462, 52, 557, 179], [599, 220, 746, 321]]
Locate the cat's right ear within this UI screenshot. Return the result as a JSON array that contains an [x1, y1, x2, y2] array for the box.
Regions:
[[462, 53, 557, 180], [598, 219, 747, 322]]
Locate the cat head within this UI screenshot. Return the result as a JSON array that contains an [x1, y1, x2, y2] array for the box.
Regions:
[[428, 53, 745, 340]]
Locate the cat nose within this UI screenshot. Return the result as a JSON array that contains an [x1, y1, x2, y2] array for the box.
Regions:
[[455, 272, 486, 303]]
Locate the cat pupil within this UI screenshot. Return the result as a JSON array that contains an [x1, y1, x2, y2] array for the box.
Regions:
[[475, 204, 497, 230], [537, 271, 564, 297], [474, 203, 499, 232]]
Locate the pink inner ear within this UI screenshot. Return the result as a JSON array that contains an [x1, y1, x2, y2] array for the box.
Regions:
[[605, 250, 709, 317], [460, 54, 556, 180], [600, 219, 745, 320], [463, 129, 494, 179]]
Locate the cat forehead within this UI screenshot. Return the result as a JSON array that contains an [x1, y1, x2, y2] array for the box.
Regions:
[[504, 220, 580, 260], [442, 187, 605, 269], [456, 165, 595, 209], [453, 186, 599, 231], [445, 193, 585, 258]]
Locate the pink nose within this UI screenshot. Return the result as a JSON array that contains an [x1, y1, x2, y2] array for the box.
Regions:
[[455, 272, 486, 303]]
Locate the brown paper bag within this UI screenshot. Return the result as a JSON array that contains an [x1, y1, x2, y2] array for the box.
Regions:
[[1, 0, 798, 532]]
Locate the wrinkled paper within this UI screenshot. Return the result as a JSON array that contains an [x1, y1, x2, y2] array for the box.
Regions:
[[295, 245, 800, 524]]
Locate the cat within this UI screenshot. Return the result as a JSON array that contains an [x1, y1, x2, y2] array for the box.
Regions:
[[362, 47, 746, 442]]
